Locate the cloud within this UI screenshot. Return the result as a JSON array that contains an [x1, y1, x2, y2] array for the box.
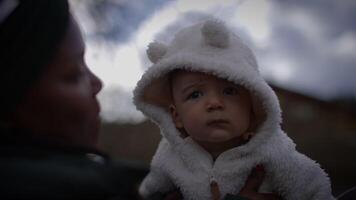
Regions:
[[72, 0, 356, 123], [147, 0, 356, 100], [260, 0, 356, 99], [98, 86, 145, 124], [72, 0, 172, 43]]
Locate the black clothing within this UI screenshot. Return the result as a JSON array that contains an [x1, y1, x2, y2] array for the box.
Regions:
[[0, 127, 147, 199], [338, 187, 356, 200]]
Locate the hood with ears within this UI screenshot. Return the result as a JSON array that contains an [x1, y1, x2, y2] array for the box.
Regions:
[[133, 19, 282, 154]]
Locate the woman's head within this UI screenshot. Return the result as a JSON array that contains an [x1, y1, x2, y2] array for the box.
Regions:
[[1, 0, 69, 116], [0, 0, 103, 147]]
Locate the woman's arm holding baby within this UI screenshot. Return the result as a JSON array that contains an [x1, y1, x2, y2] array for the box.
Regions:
[[159, 166, 282, 200], [233, 165, 282, 200]]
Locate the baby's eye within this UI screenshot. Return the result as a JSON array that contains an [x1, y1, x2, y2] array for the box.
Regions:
[[223, 87, 238, 95], [187, 91, 203, 100]]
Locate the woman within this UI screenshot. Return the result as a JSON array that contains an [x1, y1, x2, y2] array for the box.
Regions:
[[0, 0, 280, 199], [0, 0, 146, 199]]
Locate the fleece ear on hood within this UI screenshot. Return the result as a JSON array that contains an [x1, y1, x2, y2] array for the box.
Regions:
[[133, 19, 282, 150]]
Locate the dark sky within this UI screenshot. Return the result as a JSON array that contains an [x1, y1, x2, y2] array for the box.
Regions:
[[72, 0, 356, 122], [261, 0, 356, 99]]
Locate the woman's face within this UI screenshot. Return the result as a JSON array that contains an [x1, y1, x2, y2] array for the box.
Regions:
[[11, 16, 103, 148]]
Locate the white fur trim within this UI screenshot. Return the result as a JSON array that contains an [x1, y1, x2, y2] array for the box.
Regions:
[[139, 130, 334, 200], [201, 19, 230, 48], [147, 42, 167, 63]]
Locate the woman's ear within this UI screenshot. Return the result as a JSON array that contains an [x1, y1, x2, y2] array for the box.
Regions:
[[169, 104, 184, 129]]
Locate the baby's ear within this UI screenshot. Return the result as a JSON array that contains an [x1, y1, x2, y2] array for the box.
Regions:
[[169, 104, 183, 128]]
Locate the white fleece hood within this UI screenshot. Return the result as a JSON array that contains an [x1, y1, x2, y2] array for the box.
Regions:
[[134, 20, 281, 150], [133, 20, 334, 200]]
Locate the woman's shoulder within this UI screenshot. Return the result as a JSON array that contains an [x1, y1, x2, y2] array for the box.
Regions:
[[0, 136, 148, 199]]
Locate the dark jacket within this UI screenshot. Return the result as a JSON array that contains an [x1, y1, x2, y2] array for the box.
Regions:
[[0, 127, 148, 199]]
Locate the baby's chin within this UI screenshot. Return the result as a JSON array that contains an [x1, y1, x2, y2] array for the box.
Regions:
[[195, 131, 244, 143]]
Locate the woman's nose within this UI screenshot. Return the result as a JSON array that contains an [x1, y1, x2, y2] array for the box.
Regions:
[[89, 69, 103, 96], [206, 93, 224, 112]]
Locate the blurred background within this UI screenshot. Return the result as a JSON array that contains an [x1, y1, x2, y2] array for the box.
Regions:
[[70, 0, 356, 196]]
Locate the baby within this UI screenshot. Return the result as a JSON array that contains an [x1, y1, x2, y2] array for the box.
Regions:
[[133, 20, 335, 200]]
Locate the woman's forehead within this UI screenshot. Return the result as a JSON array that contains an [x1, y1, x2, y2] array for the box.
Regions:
[[55, 16, 84, 60]]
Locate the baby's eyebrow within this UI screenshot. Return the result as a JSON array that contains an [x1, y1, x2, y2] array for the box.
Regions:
[[181, 82, 203, 94]]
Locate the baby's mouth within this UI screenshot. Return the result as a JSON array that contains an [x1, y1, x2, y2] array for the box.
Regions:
[[207, 119, 229, 126]]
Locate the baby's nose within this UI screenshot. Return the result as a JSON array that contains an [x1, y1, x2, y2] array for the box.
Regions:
[[206, 94, 224, 111]]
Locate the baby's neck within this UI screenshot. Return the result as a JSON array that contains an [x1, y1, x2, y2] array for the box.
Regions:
[[196, 136, 245, 161]]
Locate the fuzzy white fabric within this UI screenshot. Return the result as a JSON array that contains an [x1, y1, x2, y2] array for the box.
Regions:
[[147, 42, 167, 64], [201, 20, 230, 48], [133, 19, 335, 200]]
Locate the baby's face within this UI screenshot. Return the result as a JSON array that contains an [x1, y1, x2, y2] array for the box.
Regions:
[[170, 71, 252, 144]]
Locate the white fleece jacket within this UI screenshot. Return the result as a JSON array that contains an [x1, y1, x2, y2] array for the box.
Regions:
[[133, 19, 335, 200]]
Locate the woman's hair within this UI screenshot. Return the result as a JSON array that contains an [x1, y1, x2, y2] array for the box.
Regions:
[[0, 0, 70, 119]]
